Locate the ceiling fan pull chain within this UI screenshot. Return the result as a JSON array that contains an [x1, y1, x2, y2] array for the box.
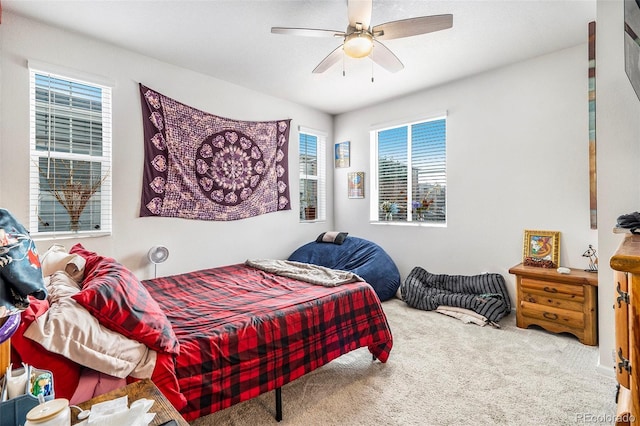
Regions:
[[371, 60, 374, 83], [343, 52, 346, 77]]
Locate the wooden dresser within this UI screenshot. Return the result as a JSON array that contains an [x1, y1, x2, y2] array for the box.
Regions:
[[610, 234, 640, 424], [509, 263, 598, 345]]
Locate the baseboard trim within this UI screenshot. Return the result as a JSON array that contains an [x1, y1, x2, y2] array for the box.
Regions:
[[596, 362, 615, 378]]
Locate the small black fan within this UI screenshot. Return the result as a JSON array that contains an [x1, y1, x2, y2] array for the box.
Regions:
[[271, 0, 453, 74]]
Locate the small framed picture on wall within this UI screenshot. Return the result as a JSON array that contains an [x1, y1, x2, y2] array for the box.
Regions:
[[335, 141, 350, 168], [348, 172, 364, 199]]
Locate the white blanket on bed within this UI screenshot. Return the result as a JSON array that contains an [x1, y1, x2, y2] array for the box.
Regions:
[[245, 259, 364, 287], [24, 272, 156, 379]]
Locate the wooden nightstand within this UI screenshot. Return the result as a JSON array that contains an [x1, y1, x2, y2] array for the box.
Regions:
[[508, 263, 598, 345], [71, 379, 188, 426]]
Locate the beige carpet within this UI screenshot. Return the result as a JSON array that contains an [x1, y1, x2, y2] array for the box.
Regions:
[[191, 298, 617, 425]]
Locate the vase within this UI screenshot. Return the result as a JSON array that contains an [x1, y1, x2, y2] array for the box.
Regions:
[[303, 207, 316, 220], [385, 213, 392, 221]]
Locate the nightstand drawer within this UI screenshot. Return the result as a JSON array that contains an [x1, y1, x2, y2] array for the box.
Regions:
[[520, 300, 585, 329], [520, 278, 584, 301], [520, 290, 584, 312]]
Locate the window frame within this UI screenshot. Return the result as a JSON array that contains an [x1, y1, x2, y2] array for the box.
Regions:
[[299, 126, 326, 223], [369, 114, 447, 226], [28, 63, 113, 238]]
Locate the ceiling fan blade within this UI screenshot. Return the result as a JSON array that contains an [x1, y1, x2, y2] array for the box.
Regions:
[[271, 27, 345, 38], [370, 40, 404, 73], [313, 46, 344, 74], [373, 14, 453, 40], [347, 0, 372, 29]]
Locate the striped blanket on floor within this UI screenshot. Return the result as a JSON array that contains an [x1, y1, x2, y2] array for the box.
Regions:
[[400, 267, 511, 322]]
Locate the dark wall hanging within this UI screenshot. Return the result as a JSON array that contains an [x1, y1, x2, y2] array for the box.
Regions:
[[139, 84, 291, 221]]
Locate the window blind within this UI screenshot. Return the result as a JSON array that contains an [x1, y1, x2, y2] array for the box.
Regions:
[[29, 69, 112, 237], [374, 116, 446, 224], [299, 128, 326, 222]]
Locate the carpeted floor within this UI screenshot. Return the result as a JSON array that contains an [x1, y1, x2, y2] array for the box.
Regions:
[[191, 298, 617, 425]]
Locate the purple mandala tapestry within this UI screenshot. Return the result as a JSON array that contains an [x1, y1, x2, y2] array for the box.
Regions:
[[139, 84, 291, 221]]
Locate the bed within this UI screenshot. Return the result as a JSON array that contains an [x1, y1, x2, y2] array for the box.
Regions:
[[10, 243, 393, 422]]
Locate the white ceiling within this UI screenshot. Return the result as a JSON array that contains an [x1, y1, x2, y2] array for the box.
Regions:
[[3, 0, 596, 115]]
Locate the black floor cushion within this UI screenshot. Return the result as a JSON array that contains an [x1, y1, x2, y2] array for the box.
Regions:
[[401, 266, 511, 322]]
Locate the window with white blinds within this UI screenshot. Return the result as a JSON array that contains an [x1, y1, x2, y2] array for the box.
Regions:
[[299, 128, 326, 222], [29, 68, 112, 237], [371, 116, 446, 224]]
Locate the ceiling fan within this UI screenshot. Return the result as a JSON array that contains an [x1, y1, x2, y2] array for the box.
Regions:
[[271, 0, 453, 74]]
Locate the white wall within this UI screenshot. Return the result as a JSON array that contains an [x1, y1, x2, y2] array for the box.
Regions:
[[334, 45, 597, 284], [0, 12, 334, 279], [596, 0, 640, 375], [334, 45, 597, 299]]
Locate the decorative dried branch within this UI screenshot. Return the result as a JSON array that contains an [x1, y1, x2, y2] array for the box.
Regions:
[[38, 159, 109, 232]]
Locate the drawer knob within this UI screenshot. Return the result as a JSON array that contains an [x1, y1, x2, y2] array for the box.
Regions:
[[543, 312, 559, 321], [543, 286, 558, 293]]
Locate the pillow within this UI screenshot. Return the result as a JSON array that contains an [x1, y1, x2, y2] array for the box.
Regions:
[[316, 231, 348, 245], [40, 244, 86, 282], [10, 296, 82, 400], [67, 243, 102, 274], [24, 272, 157, 379], [43, 272, 81, 305], [69, 244, 180, 355]]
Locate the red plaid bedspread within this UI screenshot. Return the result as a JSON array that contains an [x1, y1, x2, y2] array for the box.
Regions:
[[143, 263, 393, 421]]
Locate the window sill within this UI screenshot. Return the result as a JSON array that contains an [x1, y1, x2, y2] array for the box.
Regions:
[[32, 231, 112, 241], [371, 221, 446, 228]]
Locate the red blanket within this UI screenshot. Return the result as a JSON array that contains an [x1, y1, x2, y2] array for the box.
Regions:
[[143, 263, 393, 421]]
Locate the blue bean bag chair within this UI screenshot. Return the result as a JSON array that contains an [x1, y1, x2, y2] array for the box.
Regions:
[[288, 234, 400, 301]]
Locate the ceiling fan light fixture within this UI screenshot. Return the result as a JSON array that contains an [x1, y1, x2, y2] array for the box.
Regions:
[[272, 1, 453, 74], [343, 31, 374, 58]]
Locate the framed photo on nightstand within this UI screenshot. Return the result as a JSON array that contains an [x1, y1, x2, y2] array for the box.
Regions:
[[522, 229, 560, 268]]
